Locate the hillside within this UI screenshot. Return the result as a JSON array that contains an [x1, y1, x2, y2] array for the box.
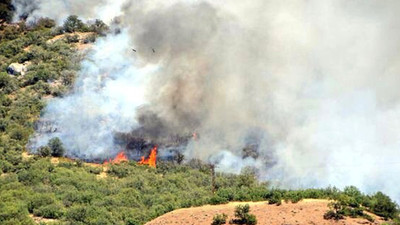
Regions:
[[146, 200, 385, 225], [1, 14, 400, 225]]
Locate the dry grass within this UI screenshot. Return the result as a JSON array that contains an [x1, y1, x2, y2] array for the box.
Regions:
[[146, 199, 385, 225]]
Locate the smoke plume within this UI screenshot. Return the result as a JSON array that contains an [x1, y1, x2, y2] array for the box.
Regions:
[[17, 0, 400, 201]]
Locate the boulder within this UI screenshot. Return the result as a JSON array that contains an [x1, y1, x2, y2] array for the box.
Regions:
[[7, 62, 30, 76]]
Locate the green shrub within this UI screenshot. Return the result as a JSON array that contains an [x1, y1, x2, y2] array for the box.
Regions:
[[0, 201, 34, 225], [0, 72, 18, 94], [28, 193, 56, 213], [0, 160, 13, 173], [245, 214, 257, 225], [362, 214, 374, 222], [66, 205, 87, 222], [230, 204, 257, 225], [212, 213, 227, 225], [65, 34, 79, 43], [324, 201, 344, 220], [33, 203, 64, 219], [37, 146, 51, 157], [210, 195, 228, 205], [267, 191, 282, 205]]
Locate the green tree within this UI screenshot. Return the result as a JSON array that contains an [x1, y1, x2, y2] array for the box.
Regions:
[[89, 19, 109, 35], [63, 15, 86, 33], [48, 137, 65, 157], [34, 18, 56, 29], [0, 0, 14, 23], [371, 192, 398, 219]]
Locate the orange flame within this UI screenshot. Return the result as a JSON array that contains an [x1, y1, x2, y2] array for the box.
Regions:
[[192, 132, 198, 141], [103, 151, 128, 165], [139, 145, 157, 168]]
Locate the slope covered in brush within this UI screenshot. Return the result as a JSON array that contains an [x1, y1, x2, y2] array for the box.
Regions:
[[0, 18, 399, 225]]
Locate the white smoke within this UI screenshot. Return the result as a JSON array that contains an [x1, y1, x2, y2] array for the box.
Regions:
[[29, 30, 156, 159], [18, 0, 400, 201]]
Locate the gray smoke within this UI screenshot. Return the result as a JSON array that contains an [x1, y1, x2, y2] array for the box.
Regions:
[[12, 0, 124, 23], [19, 0, 400, 201]]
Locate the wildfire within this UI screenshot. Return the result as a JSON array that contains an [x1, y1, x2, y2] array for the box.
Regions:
[[192, 132, 198, 141], [103, 151, 128, 165], [139, 145, 157, 168], [102, 146, 157, 168]]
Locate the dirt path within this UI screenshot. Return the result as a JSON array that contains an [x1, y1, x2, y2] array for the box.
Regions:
[[146, 199, 385, 225]]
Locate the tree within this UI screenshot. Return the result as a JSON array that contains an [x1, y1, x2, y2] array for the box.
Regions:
[[63, 15, 86, 33], [0, 0, 14, 23], [47, 137, 65, 157], [89, 19, 109, 35], [34, 18, 56, 29], [371, 192, 398, 219], [174, 152, 185, 165]]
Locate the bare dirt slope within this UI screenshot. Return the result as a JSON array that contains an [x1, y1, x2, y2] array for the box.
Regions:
[[146, 199, 385, 225]]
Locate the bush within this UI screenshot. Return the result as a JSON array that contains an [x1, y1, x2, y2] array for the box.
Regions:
[[362, 214, 374, 222], [83, 34, 97, 44], [65, 34, 79, 43], [234, 204, 250, 219], [245, 214, 257, 225], [0, 72, 18, 94], [324, 201, 344, 220], [34, 18, 56, 29], [0, 160, 13, 173], [33, 204, 64, 219], [211, 213, 227, 225], [37, 146, 51, 157], [66, 205, 87, 222], [267, 191, 282, 205], [230, 204, 257, 225], [28, 194, 56, 213], [210, 195, 228, 205]]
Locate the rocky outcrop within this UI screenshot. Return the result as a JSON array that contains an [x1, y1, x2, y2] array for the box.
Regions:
[[7, 61, 30, 76]]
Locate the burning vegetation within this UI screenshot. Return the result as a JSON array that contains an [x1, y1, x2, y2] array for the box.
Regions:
[[102, 146, 158, 168], [138, 145, 157, 168], [103, 151, 128, 165]]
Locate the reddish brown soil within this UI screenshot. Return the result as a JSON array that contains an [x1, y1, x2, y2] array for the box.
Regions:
[[146, 199, 385, 225]]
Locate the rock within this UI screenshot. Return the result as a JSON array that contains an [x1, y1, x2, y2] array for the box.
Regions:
[[7, 62, 30, 76]]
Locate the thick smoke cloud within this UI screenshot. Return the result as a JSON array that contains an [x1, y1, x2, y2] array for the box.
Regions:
[[29, 31, 156, 159], [12, 0, 124, 23], [19, 0, 400, 201]]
